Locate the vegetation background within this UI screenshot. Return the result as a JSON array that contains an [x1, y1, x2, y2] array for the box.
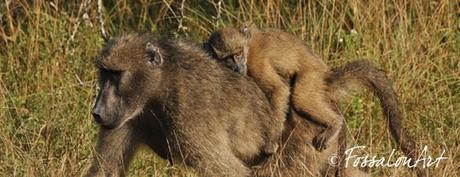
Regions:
[[1, 0, 459, 176]]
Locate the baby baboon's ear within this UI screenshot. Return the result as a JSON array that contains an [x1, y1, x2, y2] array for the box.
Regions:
[[240, 24, 250, 38], [240, 22, 254, 38], [145, 42, 163, 67], [202, 42, 218, 59]]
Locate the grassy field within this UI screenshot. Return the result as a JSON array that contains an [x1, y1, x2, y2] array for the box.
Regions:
[[0, 0, 459, 176]]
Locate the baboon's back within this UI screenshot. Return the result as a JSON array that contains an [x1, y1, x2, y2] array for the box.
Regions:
[[159, 39, 274, 162]]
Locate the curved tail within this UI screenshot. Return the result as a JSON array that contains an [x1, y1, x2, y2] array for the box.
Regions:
[[326, 60, 426, 177]]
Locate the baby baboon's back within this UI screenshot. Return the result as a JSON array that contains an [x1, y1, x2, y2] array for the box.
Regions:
[[208, 24, 343, 152]]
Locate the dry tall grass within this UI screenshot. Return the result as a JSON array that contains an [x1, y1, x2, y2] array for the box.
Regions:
[[0, 0, 458, 176]]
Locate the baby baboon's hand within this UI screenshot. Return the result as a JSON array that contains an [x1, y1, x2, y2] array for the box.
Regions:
[[263, 142, 279, 155], [312, 133, 330, 152]]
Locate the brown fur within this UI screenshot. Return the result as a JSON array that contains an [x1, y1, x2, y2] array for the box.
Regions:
[[327, 61, 427, 177], [208, 24, 343, 152], [206, 24, 425, 176], [237, 60, 424, 177], [86, 33, 372, 177], [87, 34, 278, 177]]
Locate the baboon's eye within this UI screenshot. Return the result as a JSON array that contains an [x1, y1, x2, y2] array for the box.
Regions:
[[234, 53, 242, 60], [233, 50, 243, 60], [210, 46, 226, 60]]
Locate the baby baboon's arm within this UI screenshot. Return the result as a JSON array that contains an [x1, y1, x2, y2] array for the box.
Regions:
[[249, 63, 290, 132], [85, 124, 140, 177], [251, 65, 289, 120]]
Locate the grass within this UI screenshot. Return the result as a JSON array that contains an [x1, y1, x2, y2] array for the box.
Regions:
[[0, 0, 459, 176]]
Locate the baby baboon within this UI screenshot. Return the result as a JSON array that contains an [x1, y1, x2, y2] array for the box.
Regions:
[[207, 23, 341, 152], [206, 25, 425, 176], [87, 33, 283, 177], [252, 60, 426, 177]]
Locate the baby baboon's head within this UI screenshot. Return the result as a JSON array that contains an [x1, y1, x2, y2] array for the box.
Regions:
[[207, 26, 249, 74], [206, 22, 260, 75], [92, 34, 165, 129]]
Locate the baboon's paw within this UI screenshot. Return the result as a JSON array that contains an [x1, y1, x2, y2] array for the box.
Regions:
[[263, 142, 279, 155], [312, 133, 330, 152]]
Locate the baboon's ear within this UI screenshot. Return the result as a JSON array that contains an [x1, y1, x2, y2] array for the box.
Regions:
[[202, 42, 218, 59], [240, 25, 249, 38], [240, 22, 252, 38], [145, 42, 163, 67]]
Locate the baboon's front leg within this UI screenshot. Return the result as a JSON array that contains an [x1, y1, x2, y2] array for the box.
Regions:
[[85, 123, 140, 177]]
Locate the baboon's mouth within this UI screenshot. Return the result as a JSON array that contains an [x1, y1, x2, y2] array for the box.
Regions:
[[99, 123, 117, 130], [96, 119, 119, 130]]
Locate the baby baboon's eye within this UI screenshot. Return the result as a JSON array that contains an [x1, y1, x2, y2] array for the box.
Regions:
[[234, 49, 243, 58], [235, 53, 242, 58]]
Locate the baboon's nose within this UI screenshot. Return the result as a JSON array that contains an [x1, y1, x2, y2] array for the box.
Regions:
[[91, 111, 102, 124]]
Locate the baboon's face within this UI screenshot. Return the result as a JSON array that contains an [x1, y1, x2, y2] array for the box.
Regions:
[[208, 27, 249, 74], [92, 35, 164, 129]]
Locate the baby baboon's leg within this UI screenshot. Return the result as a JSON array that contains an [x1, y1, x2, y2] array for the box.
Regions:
[[249, 64, 289, 154], [291, 71, 343, 151], [85, 123, 140, 177]]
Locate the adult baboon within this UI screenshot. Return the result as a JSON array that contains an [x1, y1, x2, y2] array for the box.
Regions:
[[87, 33, 279, 177], [86, 33, 374, 177], [86, 33, 423, 177]]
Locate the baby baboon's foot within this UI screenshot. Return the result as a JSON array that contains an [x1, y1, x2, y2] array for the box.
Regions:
[[263, 142, 279, 155], [312, 133, 331, 152]]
